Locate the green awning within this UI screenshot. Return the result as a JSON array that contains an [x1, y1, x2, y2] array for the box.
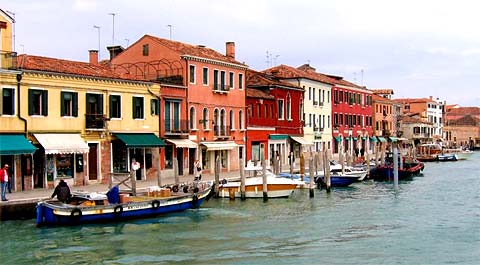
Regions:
[[377, 136, 387, 143], [269, 134, 289, 140], [361, 137, 367, 140], [370, 137, 378, 142], [115, 133, 166, 148], [0, 134, 37, 155], [335, 136, 343, 142], [389, 137, 398, 142]]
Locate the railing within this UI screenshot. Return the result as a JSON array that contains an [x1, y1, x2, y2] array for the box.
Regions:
[[86, 114, 107, 130], [313, 101, 318, 106], [164, 119, 189, 134], [213, 125, 231, 137], [212, 83, 230, 92], [318, 102, 324, 106], [0, 50, 17, 69]]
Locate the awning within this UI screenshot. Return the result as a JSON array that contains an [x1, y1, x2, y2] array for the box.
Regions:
[[345, 136, 357, 141], [34, 134, 89, 154], [335, 136, 343, 142], [166, 138, 198, 148], [201, 141, 237, 151], [370, 136, 378, 142], [0, 134, 37, 155], [361, 137, 367, 140], [389, 137, 398, 142], [269, 134, 289, 140], [377, 136, 387, 143], [115, 133, 166, 148], [290, 136, 314, 146]]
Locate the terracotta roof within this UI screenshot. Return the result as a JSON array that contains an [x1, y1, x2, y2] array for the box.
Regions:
[[246, 87, 275, 100], [263, 64, 364, 89], [446, 107, 480, 115], [17, 54, 139, 80], [394, 98, 437, 104], [371, 89, 394, 95], [402, 115, 432, 124], [246, 69, 301, 89], [146, 35, 246, 66], [447, 115, 480, 126], [372, 94, 393, 103]]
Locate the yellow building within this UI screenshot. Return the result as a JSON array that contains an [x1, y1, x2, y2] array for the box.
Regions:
[[1, 47, 163, 190]]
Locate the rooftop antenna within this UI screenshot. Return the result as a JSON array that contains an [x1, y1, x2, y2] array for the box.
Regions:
[[5, 10, 15, 52], [167, 25, 172, 40], [93, 25, 101, 58], [124, 38, 130, 47], [108, 13, 116, 45]]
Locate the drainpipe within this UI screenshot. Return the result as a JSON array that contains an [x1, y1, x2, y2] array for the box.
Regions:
[[16, 73, 27, 136]]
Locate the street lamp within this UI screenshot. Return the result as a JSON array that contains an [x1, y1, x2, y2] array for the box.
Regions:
[[93, 25, 100, 58], [109, 13, 116, 45]]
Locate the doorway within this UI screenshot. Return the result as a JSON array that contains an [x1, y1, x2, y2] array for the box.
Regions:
[[88, 143, 98, 181], [176, 148, 184, 175]]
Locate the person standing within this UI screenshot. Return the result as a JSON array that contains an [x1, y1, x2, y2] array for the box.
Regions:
[[194, 160, 202, 181], [0, 164, 10, 201]]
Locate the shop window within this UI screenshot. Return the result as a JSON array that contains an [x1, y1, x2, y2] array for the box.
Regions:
[[56, 154, 74, 178]]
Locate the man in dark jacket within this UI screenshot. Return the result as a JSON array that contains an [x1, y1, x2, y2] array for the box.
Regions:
[[51, 179, 72, 203]]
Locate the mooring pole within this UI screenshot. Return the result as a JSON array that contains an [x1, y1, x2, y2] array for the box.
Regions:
[[324, 149, 331, 193], [393, 145, 399, 189], [262, 159, 268, 202], [214, 156, 220, 198], [240, 158, 246, 200], [309, 155, 314, 198]]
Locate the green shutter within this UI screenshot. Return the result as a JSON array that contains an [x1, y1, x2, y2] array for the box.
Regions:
[[28, 89, 34, 115], [72, 92, 78, 117], [110, 95, 114, 118], [98, 94, 103, 114], [132, 97, 136, 118], [60, 91, 66, 116], [42, 90, 48, 116]]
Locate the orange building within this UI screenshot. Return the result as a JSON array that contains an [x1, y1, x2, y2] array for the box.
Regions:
[[372, 94, 395, 137], [111, 35, 248, 174]]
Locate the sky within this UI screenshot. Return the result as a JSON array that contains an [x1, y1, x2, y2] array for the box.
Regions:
[[2, 0, 480, 106]]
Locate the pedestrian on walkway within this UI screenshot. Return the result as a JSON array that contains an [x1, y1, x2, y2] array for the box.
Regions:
[[0, 164, 10, 201], [194, 160, 202, 181]]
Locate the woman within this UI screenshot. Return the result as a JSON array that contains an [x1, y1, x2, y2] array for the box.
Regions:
[[194, 160, 202, 181]]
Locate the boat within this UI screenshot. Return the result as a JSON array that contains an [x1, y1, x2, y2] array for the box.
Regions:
[[318, 160, 368, 181], [416, 143, 442, 162], [314, 174, 357, 187], [437, 153, 458, 162], [218, 165, 304, 198], [36, 182, 212, 227], [369, 154, 424, 181], [442, 148, 474, 160]]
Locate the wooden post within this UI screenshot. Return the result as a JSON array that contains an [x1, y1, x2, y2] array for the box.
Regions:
[[366, 144, 371, 176], [278, 149, 282, 174], [324, 149, 331, 192], [393, 144, 399, 189], [318, 151, 324, 177], [130, 169, 136, 196], [339, 146, 345, 175], [309, 156, 314, 198], [173, 158, 179, 185], [157, 148, 162, 187], [374, 142, 380, 167], [380, 143, 386, 166], [300, 153, 305, 181], [214, 156, 220, 198], [240, 158, 246, 200], [262, 159, 268, 202], [289, 151, 294, 179]]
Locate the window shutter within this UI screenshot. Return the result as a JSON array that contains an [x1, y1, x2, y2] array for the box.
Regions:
[[98, 94, 103, 114], [132, 97, 136, 118], [110, 95, 114, 118], [60, 91, 66, 116], [73, 92, 78, 117], [42, 90, 48, 116], [28, 89, 34, 115]]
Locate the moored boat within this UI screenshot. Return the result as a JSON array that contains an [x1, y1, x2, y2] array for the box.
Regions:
[[437, 153, 458, 162], [442, 148, 473, 160], [314, 174, 357, 187], [36, 182, 212, 227]]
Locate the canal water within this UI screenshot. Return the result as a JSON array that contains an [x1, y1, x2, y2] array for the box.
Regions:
[[1, 152, 479, 265]]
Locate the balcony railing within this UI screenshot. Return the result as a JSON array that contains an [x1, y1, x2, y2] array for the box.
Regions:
[[318, 102, 324, 106], [213, 125, 231, 137], [164, 119, 189, 134], [1, 51, 17, 69], [313, 101, 318, 106], [212, 83, 230, 93], [86, 114, 107, 130]]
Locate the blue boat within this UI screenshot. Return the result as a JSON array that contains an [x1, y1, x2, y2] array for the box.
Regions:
[[314, 175, 357, 187], [36, 182, 212, 227]]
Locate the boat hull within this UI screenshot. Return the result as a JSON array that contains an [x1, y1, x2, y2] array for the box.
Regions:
[[218, 184, 297, 198], [36, 187, 211, 227]]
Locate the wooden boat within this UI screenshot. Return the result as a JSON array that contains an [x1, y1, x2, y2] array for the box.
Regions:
[[218, 166, 304, 198], [416, 143, 442, 162], [442, 148, 473, 160], [369, 159, 424, 181], [36, 182, 212, 227]]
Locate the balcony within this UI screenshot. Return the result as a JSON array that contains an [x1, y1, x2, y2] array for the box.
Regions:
[[164, 119, 189, 135], [213, 125, 231, 139], [212, 83, 230, 93], [1, 51, 17, 70], [313, 101, 318, 106], [86, 114, 107, 130], [318, 102, 324, 107]]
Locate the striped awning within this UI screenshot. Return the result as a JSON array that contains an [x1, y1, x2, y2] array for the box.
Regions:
[[201, 141, 237, 151], [290, 136, 314, 146], [166, 138, 198, 148]]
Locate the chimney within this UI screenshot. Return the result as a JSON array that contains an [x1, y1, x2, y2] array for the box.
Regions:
[[107, 45, 125, 61], [89, 50, 98, 65], [226, 42, 235, 59]]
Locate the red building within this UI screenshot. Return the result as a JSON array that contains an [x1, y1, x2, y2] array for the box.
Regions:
[[111, 35, 248, 174], [331, 77, 373, 155], [246, 70, 304, 165]]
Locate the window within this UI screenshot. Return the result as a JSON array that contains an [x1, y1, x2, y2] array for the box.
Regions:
[[190, 106, 196, 130], [142, 44, 149, 56], [28, 89, 48, 116], [151, 99, 159, 116], [1, 88, 15, 115], [309, 87, 311, 100], [61, 91, 78, 117], [238, 73, 243, 89], [286, 94, 291, 120], [202, 107, 209, 130], [220, 71, 226, 90], [257, 104, 261, 117], [132, 96, 144, 119], [239, 110, 244, 129], [213, 70, 219, 90], [264, 105, 268, 118], [203, 67, 209, 85], [278, 99, 284, 120], [299, 100, 303, 121], [229, 72, 234, 89], [229, 110, 235, 130], [109, 95, 121, 118], [165, 100, 181, 132], [189, 65, 196, 84]]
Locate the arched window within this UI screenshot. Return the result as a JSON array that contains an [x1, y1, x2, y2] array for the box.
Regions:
[[203, 107, 209, 130], [220, 109, 226, 135], [214, 108, 220, 135], [239, 110, 244, 130], [189, 106, 196, 130], [229, 110, 235, 130]]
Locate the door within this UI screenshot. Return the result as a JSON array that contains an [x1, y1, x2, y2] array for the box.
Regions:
[[188, 148, 195, 175], [88, 143, 98, 181], [176, 148, 184, 175], [33, 148, 44, 189]]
